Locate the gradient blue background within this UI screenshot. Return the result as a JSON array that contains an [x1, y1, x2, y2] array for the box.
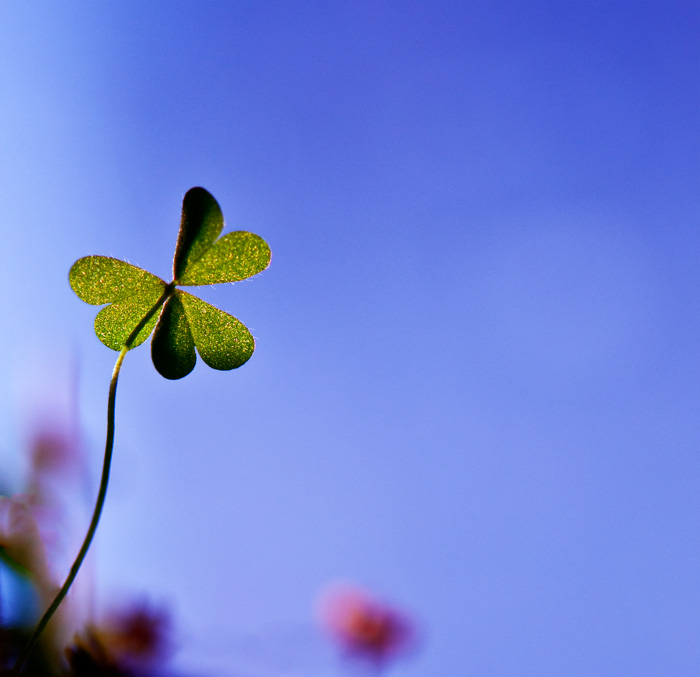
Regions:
[[2, 2, 700, 675]]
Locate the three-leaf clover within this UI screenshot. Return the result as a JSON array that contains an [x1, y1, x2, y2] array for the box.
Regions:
[[69, 187, 271, 379]]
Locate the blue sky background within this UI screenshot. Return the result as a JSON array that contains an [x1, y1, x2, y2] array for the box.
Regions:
[[1, 2, 700, 675]]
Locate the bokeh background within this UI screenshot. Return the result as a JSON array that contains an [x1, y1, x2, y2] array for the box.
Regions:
[[2, 1, 700, 674]]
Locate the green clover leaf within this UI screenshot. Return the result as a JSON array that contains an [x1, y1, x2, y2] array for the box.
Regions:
[[14, 186, 272, 674], [69, 187, 271, 379]]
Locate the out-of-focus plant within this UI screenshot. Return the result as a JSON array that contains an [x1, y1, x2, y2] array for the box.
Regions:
[[1, 415, 174, 676], [1, 420, 81, 673], [318, 584, 418, 674], [7, 188, 271, 674], [65, 602, 171, 676]]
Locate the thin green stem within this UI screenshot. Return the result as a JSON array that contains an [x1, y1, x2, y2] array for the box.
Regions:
[[12, 287, 173, 674], [11, 347, 127, 674]]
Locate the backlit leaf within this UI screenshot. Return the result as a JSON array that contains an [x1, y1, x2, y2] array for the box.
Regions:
[[70, 187, 269, 375], [94, 290, 165, 351], [177, 231, 271, 286], [151, 294, 196, 380], [179, 291, 255, 370], [173, 187, 224, 281], [70, 256, 165, 305]]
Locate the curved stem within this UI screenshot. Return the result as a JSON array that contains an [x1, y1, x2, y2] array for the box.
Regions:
[[11, 347, 127, 674], [12, 288, 173, 674]]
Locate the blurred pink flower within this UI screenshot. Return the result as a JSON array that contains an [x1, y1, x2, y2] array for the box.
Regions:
[[29, 427, 78, 477], [0, 494, 53, 587], [318, 584, 417, 666]]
